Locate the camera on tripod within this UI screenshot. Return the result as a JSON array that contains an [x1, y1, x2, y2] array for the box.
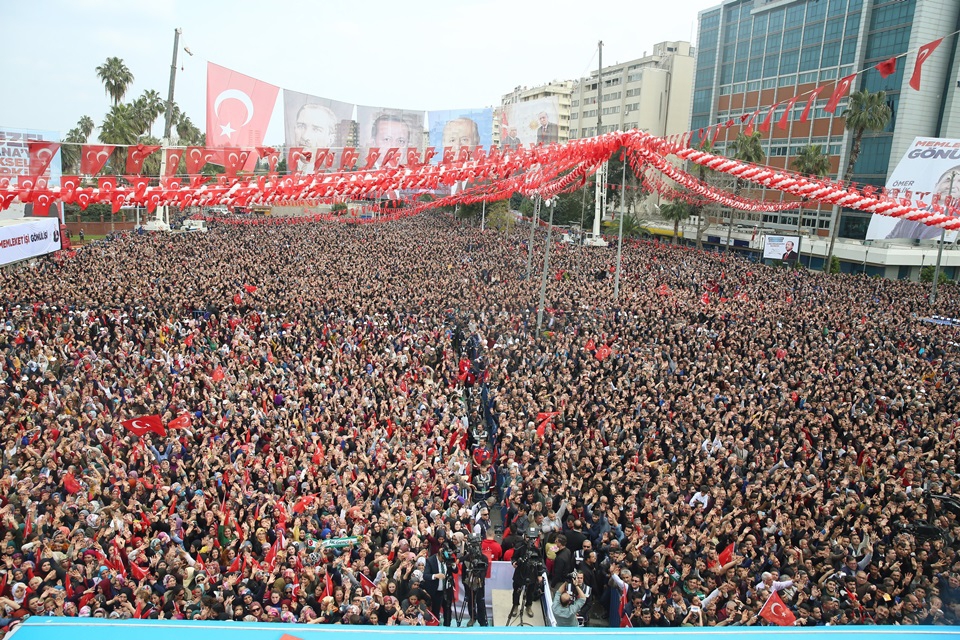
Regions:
[[461, 534, 488, 582]]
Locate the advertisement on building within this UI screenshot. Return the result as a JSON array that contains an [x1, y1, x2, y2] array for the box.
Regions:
[[0, 127, 62, 220], [356, 106, 425, 167], [428, 108, 493, 159], [500, 96, 560, 147], [0, 217, 62, 267], [763, 235, 801, 263], [866, 137, 960, 242]]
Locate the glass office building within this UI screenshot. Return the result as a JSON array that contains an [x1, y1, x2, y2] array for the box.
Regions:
[[691, 0, 960, 239]]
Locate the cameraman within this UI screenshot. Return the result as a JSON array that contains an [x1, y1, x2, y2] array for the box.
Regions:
[[462, 533, 489, 626], [510, 527, 544, 619], [552, 580, 587, 627]]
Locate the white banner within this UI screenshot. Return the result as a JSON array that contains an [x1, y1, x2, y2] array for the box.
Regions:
[[763, 235, 800, 263], [866, 137, 960, 242], [0, 218, 62, 266]]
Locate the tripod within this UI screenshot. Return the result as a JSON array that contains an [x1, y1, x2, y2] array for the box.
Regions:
[[506, 582, 536, 627]]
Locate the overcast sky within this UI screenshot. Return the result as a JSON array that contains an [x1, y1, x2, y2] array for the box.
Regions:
[[2, 0, 721, 145]]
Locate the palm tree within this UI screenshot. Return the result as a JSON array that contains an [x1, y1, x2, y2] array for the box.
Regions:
[[96, 57, 135, 106], [77, 115, 95, 140], [660, 201, 691, 244], [61, 128, 85, 174], [99, 104, 138, 178], [825, 89, 892, 271], [726, 131, 765, 250], [130, 89, 165, 135], [791, 144, 832, 235]]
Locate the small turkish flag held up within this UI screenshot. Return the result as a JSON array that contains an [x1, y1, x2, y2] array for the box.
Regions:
[[244, 285, 257, 293], [167, 414, 193, 430], [585, 338, 596, 351], [126, 144, 160, 174], [212, 366, 225, 382], [824, 73, 857, 114], [121, 415, 166, 437], [760, 591, 796, 627], [875, 57, 898, 79], [28, 141, 61, 176], [910, 38, 943, 91], [595, 344, 612, 361], [80, 144, 115, 175], [718, 543, 735, 566], [701, 292, 711, 305]]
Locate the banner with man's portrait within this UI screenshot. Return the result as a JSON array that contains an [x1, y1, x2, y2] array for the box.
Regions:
[[283, 90, 355, 172], [865, 137, 960, 242], [356, 106, 426, 168], [763, 235, 801, 263], [501, 96, 561, 147], [428, 108, 493, 162]]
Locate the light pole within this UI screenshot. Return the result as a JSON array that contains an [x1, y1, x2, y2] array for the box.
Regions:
[[929, 170, 957, 306], [536, 199, 556, 331], [158, 27, 182, 229], [525, 196, 541, 280]]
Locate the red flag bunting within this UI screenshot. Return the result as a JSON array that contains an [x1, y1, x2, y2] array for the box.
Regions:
[[163, 148, 183, 176], [80, 145, 114, 175], [28, 141, 60, 176], [777, 95, 802, 131], [185, 146, 215, 175], [800, 86, 827, 122], [824, 73, 858, 114], [910, 38, 943, 91], [759, 102, 781, 134], [875, 57, 898, 79], [125, 144, 160, 174]]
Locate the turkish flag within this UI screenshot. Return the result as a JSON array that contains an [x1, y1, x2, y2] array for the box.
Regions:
[[125, 176, 150, 196], [825, 73, 857, 114], [406, 147, 422, 167], [585, 338, 596, 351], [213, 366, 225, 382], [777, 95, 802, 131], [800, 86, 827, 122], [718, 543, 734, 566], [163, 148, 183, 175], [758, 102, 781, 134], [126, 144, 160, 174], [121, 415, 166, 437], [0, 192, 16, 212], [875, 57, 898, 79], [167, 414, 193, 430], [340, 147, 358, 170], [206, 62, 279, 171], [256, 147, 280, 173], [223, 148, 251, 177], [910, 38, 943, 91], [60, 175, 80, 196], [760, 591, 796, 627], [98, 176, 117, 193], [31, 190, 55, 216], [28, 141, 60, 176], [701, 292, 710, 305], [244, 284, 257, 293], [595, 344, 612, 361], [185, 146, 215, 175], [80, 144, 115, 175], [362, 147, 381, 170]]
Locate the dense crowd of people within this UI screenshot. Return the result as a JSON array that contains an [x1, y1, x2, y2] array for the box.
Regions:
[[0, 210, 958, 633]]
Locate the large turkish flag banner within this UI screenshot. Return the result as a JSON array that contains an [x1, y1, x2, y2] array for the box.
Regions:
[[206, 62, 279, 171]]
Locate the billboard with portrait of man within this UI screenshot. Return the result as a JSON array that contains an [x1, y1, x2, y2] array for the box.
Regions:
[[428, 108, 493, 162], [763, 235, 801, 263], [283, 90, 355, 172], [501, 96, 560, 147], [865, 137, 960, 242], [0, 127, 62, 220], [356, 106, 426, 168]]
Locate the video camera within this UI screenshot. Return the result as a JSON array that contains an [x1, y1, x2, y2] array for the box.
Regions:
[[516, 528, 545, 585], [460, 534, 488, 587]]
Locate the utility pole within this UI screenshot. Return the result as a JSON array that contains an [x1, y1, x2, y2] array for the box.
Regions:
[[526, 196, 541, 280], [930, 170, 957, 305], [481, 200, 486, 232], [614, 157, 626, 300], [158, 27, 182, 229], [536, 199, 556, 331]]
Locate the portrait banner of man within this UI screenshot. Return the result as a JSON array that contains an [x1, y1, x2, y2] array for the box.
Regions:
[[866, 137, 960, 242], [428, 108, 493, 164], [356, 106, 425, 168], [283, 90, 354, 173], [762, 235, 801, 264], [501, 96, 560, 147]]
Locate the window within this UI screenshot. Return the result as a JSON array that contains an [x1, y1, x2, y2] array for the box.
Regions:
[[584, 96, 597, 105], [782, 28, 801, 50], [765, 32, 781, 54], [821, 42, 841, 67], [762, 78, 778, 89], [569, 129, 578, 138], [785, 4, 805, 28], [767, 9, 784, 31], [824, 17, 844, 41], [626, 88, 642, 97], [628, 73, 643, 82], [583, 109, 597, 118], [750, 38, 765, 58], [803, 21, 825, 45], [626, 102, 640, 112], [779, 75, 797, 87], [752, 13, 767, 35], [865, 26, 910, 60], [748, 58, 763, 80], [871, 1, 915, 30], [601, 106, 620, 115], [799, 47, 821, 72], [820, 68, 838, 81], [798, 71, 818, 84], [844, 13, 860, 36], [828, 0, 847, 17], [763, 54, 780, 78], [747, 80, 761, 91], [780, 50, 799, 74], [603, 91, 621, 101], [604, 78, 621, 87], [571, 100, 579, 107], [841, 39, 858, 65]]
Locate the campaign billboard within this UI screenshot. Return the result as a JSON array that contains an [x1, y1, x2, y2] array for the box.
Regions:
[[428, 108, 493, 159], [763, 235, 801, 263], [500, 96, 561, 147], [283, 90, 355, 173], [865, 137, 960, 242], [0, 217, 62, 266], [0, 127, 62, 220], [356, 106, 425, 167]]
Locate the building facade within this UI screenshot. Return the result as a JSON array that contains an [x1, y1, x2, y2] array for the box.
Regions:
[[691, 0, 960, 239], [569, 41, 696, 139]]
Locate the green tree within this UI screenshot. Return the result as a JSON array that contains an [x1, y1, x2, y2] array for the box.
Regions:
[[791, 143, 832, 234], [96, 57, 135, 106], [825, 89, 892, 270], [61, 128, 86, 174], [920, 265, 950, 285], [99, 103, 138, 176], [77, 115, 95, 139], [727, 131, 765, 250], [660, 201, 692, 244], [485, 200, 515, 232], [130, 89, 165, 135]]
